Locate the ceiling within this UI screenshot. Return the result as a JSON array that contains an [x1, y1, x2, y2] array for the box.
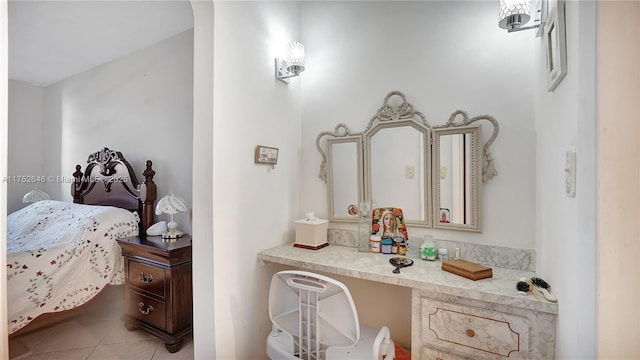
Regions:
[[8, 0, 194, 87]]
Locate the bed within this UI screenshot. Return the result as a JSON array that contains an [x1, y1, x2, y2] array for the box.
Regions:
[[6, 147, 157, 335]]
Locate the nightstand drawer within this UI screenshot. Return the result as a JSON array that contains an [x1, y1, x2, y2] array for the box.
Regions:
[[128, 291, 166, 332], [118, 235, 192, 353], [128, 260, 166, 298]]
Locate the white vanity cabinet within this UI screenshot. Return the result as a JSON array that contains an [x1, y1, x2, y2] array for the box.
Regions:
[[257, 243, 558, 359], [412, 290, 556, 360]]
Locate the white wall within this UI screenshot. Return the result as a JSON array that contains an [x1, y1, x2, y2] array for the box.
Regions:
[[534, 1, 597, 358], [7, 80, 43, 213], [298, 0, 536, 347], [1, 2, 9, 358], [190, 0, 215, 357], [212, 2, 302, 358], [300, 1, 537, 249], [598, 2, 640, 358], [40, 30, 194, 234]]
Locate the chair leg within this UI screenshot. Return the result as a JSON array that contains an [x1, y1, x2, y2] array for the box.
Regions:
[[270, 324, 281, 336], [373, 326, 395, 359]]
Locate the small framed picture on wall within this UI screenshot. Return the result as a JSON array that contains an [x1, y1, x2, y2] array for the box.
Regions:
[[544, 0, 567, 91], [255, 145, 279, 165]]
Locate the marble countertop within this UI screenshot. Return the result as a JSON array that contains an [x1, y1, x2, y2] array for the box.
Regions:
[[258, 243, 558, 314]]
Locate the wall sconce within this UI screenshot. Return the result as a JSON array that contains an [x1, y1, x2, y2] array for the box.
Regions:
[[275, 41, 305, 83], [499, 0, 544, 36]]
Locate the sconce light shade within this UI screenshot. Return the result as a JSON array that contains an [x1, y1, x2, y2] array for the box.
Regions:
[[23, 188, 50, 204], [499, 0, 531, 30], [155, 192, 189, 239], [286, 41, 305, 74], [276, 41, 306, 83]]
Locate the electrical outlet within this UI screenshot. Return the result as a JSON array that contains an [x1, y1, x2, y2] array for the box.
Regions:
[[440, 166, 448, 180], [406, 166, 415, 179]]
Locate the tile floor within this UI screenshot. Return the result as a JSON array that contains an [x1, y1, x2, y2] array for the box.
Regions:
[[9, 285, 193, 360]]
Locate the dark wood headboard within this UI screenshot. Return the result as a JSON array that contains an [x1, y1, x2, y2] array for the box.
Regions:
[[71, 147, 157, 234]]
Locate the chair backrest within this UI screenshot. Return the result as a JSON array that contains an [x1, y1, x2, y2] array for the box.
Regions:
[[269, 270, 361, 360]]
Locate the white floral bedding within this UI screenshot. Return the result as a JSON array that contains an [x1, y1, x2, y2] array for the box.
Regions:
[[7, 200, 139, 334]]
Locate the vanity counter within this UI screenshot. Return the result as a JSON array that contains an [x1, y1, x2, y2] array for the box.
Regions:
[[258, 243, 558, 315], [259, 243, 558, 359]]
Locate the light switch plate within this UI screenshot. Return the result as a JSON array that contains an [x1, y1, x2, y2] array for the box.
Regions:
[[565, 148, 576, 197], [440, 166, 447, 180], [406, 166, 415, 179]]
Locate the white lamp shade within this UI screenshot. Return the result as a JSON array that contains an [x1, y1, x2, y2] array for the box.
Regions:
[[499, 0, 531, 29], [286, 41, 305, 72], [23, 189, 50, 203], [155, 193, 188, 216]]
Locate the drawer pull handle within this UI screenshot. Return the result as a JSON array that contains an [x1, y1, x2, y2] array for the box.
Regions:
[[138, 302, 154, 315], [139, 272, 153, 283], [466, 329, 475, 338]]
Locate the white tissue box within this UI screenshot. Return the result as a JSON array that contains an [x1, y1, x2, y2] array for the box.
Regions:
[[294, 218, 329, 250]]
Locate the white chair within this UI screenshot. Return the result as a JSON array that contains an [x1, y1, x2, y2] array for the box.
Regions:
[[267, 270, 395, 360]]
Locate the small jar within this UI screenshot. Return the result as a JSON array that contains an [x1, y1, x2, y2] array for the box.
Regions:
[[422, 235, 436, 261], [438, 248, 449, 261], [398, 243, 407, 256], [391, 242, 398, 254], [381, 239, 393, 254], [370, 235, 381, 253]]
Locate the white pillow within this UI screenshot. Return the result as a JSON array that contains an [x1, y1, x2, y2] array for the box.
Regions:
[[146, 221, 167, 236]]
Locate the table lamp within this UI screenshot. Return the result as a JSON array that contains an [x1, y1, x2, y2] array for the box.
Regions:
[[155, 192, 189, 239]]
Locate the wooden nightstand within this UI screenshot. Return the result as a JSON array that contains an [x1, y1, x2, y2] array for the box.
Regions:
[[117, 235, 193, 353]]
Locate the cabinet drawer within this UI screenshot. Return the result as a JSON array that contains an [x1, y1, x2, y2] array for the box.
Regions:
[[128, 291, 167, 332], [128, 261, 166, 298], [420, 298, 529, 359], [420, 346, 468, 360]]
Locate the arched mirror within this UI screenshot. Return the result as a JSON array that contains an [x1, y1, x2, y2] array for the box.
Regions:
[[327, 136, 363, 221], [365, 119, 431, 226], [316, 91, 499, 233], [433, 126, 481, 231], [317, 124, 363, 222]]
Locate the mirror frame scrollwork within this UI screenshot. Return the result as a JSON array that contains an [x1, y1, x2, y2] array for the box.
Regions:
[[433, 110, 500, 183], [315, 91, 500, 232], [316, 124, 364, 222], [363, 91, 432, 227], [316, 124, 361, 183], [362, 90, 430, 132], [433, 125, 482, 232]]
